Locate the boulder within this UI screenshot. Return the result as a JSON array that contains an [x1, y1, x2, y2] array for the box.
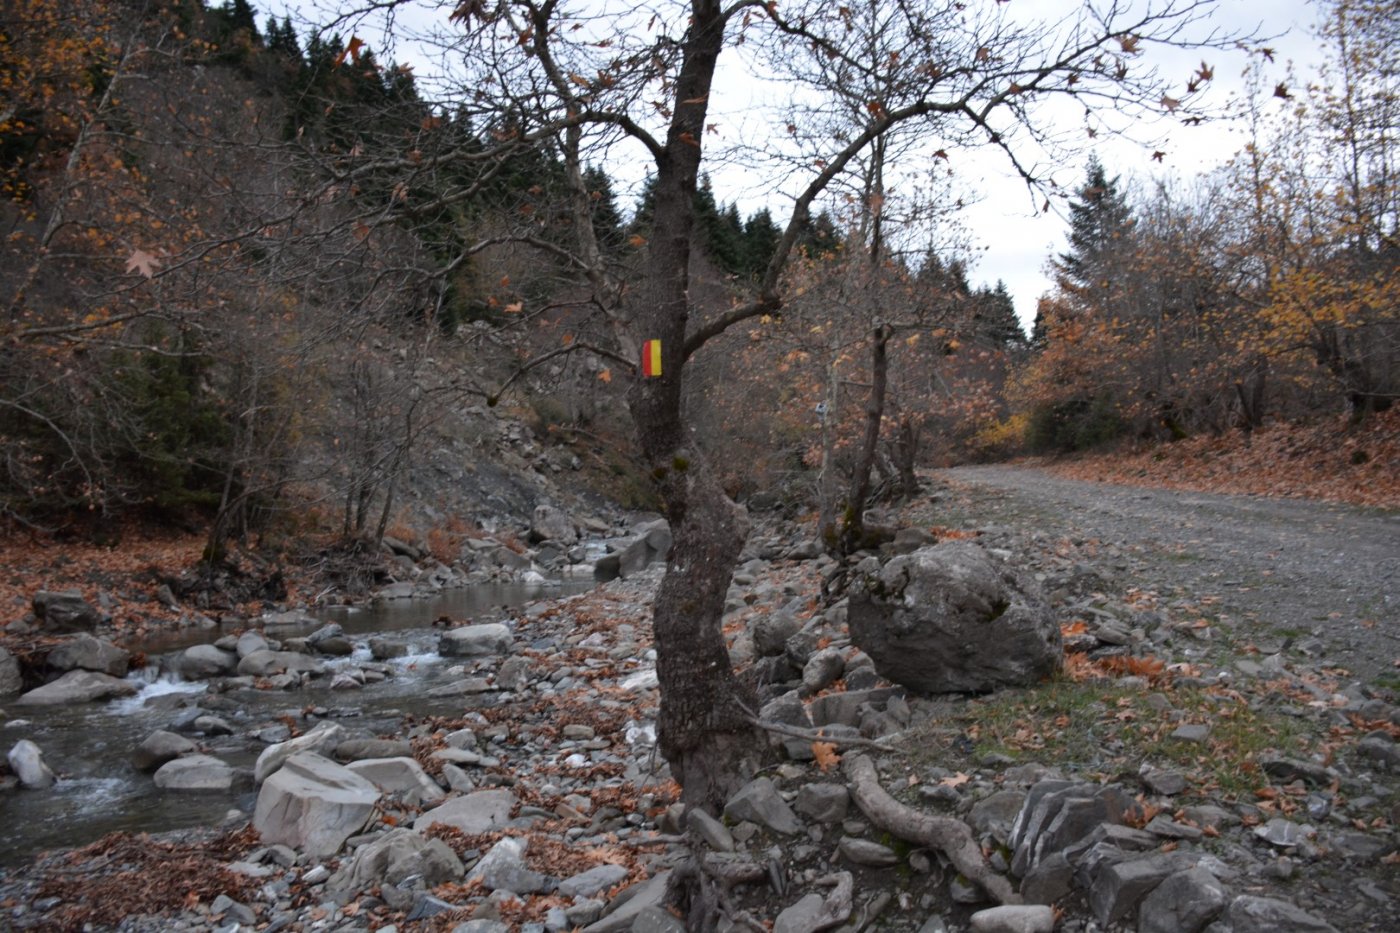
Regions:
[[1137, 866, 1228, 933], [132, 730, 199, 772], [177, 644, 239, 678], [15, 670, 137, 706], [236, 630, 270, 658], [0, 647, 20, 697], [848, 542, 1061, 693], [723, 777, 802, 835], [252, 752, 380, 858], [467, 836, 555, 895], [530, 503, 577, 544], [345, 756, 446, 806], [254, 720, 345, 783], [413, 788, 516, 835], [334, 738, 413, 762], [438, 623, 513, 658], [237, 649, 326, 678], [1223, 895, 1340, 933], [153, 754, 237, 792], [593, 520, 671, 581], [326, 828, 463, 902], [7, 739, 57, 789], [47, 634, 131, 677], [32, 590, 99, 632], [306, 624, 355, 657]]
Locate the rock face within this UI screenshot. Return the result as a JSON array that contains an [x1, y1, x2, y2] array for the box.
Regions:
[[252, 752, 380, 858], [15, 670, 138, 706], [847, 542, 1061, 693]]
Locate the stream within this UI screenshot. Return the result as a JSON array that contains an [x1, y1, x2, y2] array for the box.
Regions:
[[0, 580, 593, 868]]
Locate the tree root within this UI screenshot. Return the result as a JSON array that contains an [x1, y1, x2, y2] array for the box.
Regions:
[[843, 753, 1020, 905]]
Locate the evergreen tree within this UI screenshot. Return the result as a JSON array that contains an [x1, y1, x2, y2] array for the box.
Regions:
[[1053, 155, 1135, 314], [218, 0, 260, 40], [973, 280, 1025, 347], [583, 165, 624, 249], [740, 208, 780, 279]]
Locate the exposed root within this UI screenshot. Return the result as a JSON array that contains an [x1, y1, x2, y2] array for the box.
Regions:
[[844, 753, 1020, 906]]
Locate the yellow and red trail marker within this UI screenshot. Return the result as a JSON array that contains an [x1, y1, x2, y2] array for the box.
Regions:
[[642, 339, 662, 377]]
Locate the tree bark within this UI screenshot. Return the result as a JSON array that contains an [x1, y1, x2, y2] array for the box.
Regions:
[[626, 0, 758, 812], [836, 322, 890, 554]]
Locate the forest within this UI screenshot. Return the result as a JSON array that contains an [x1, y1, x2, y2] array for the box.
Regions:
[[2, 0, 1397, 810]]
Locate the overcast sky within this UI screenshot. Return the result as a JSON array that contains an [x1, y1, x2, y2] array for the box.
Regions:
[[270, 0, 1330, 330]]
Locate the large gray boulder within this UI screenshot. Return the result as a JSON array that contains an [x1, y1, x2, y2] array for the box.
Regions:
[[48, 634, 130, 677], [593, 520, 671, 582], [438, 623, 513, 658], [326, 828, 463, 902], [176, 644, 238, 678], [7, 739, 57, 789], [847, 542, 1061, 693], [530, 503, 577, 544], [237, 649, 326, 678], [132, 730, 199, 772], [413, 788, 517, 835], [0, 647, 21, 696], [345, 756, 446, 807], [32, 590, 99, 632], [15, 670, 138, 706], [255, 720, 344, 783], [252, 752, 380, 858], [153, 754, 237, 792]]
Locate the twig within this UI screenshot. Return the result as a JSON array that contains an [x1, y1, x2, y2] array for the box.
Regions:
[[749, 716, 904, 752]]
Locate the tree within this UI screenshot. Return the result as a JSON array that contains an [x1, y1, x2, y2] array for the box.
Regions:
[[332, 0, 1250, 868], [1053, 155, 1137, 318]]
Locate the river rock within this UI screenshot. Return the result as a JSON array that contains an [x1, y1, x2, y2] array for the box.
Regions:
[[47, 634, 130, 677], [345, 757, 445, 806], [848, 542, 1061, 693], [467, 836, 555, 894], [335, 738, 413, 762], [326, 827, 464, 902], [237, 649, 326, 677], [32, 590, 99, 632], [306, 624, 355, 657], [153, 754, 237, 791], [0, 647, 20, 696], [530, 503, 577, 544], [413, 788, 516, 835], [969, 905, 1055, 933], [7, 739, 57, 789], [236, 631, 269, 657], [252, 752, 380, 858], [1222, 895, 1340, 933], [15, 670, 138, 706], [439, 623, 513, 657], [177, 644, 239, 678], [132, 730, 199, 771], [579, 870, 671, 933], [558, 863, 630, 898], [255, 720, 345, 783], [1136, 866, 1228, 933]]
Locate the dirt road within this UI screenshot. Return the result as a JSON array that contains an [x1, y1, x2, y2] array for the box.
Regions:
[[939, 465, 1400, 684]]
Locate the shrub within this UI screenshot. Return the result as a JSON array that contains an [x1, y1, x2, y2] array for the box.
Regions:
[[1026, 394, 1125, 454]]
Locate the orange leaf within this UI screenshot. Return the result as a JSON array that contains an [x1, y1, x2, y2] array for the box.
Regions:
[[812, 742, 840, 772], [597, 368, 612, 383]]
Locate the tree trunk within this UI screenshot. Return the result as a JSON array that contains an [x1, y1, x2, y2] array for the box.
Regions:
[[835, 322, 890, 555], [626, 0, 757, 813]]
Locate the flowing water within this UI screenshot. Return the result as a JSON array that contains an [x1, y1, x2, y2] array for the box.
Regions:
[[0, 580, 593, 867]]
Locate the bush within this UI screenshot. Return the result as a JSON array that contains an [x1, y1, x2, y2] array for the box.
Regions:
[[1026, 394, 1125, 454]]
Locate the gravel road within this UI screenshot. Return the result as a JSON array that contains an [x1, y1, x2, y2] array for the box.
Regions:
[[939, 465, 1400, 684]]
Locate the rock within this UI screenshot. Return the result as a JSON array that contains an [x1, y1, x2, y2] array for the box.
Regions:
[[531, 503, 577, 544], [773, 893, 835, 933], [335, 738, 414, 762], [237, 649, 326, 677], [627, 905, 686, 933], [594, 521, 671, 582], [467, 836, 554, 894], [847, 542, 1061, 693], [47, 634, 130, 677], [306, 623, 355, 656], [235, 631, 269, 657], [723, 777, 802, 835], [132, 730, 199, 772], [1223, 895, 1340, 933], [802, 647, 846, 692], [153, 754, 237, 791], [254, 721, 345, 783], [0, 647, 20, 696], [439, 623, 514, 657], [1010, 783, 1134, 877], [369, 637, 409, 660], [579, 870, 671, 932], [15, 670, 138, 706], [968, 905, 1055, 933], [687, 808, 735, 852], [837, 837, 900, 867], [1170, 723, 1211, 743], [1260, 757, 1336, 787], [795, 784, 850, 824], [7, 739, 57, 789], [969, 789, 1026, 844], [33, 590, 99, 631], [1087, 851, 1196, 926], [1019, 852, 1073, 905], [558, 863, 629, 898], [177, 644, 239, 678], [1255, 817, 1310, 847], [414, 788, 517, 835], [759, 692, 815, 760], [327, 828, 463, 901], [346, 757, 446, 806], [1139, 766, 1188, 796], [753, 611, 803, 658], [252, 752, 380, 858], [1137, 866, 1228, 933]]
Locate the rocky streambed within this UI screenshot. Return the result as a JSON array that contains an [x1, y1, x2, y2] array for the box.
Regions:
[[0, 477, 1397, 933]]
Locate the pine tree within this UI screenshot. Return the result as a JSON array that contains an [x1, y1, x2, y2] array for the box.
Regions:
[[1053, 155, 1134, 314], [974, 280, 1025, 347]]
